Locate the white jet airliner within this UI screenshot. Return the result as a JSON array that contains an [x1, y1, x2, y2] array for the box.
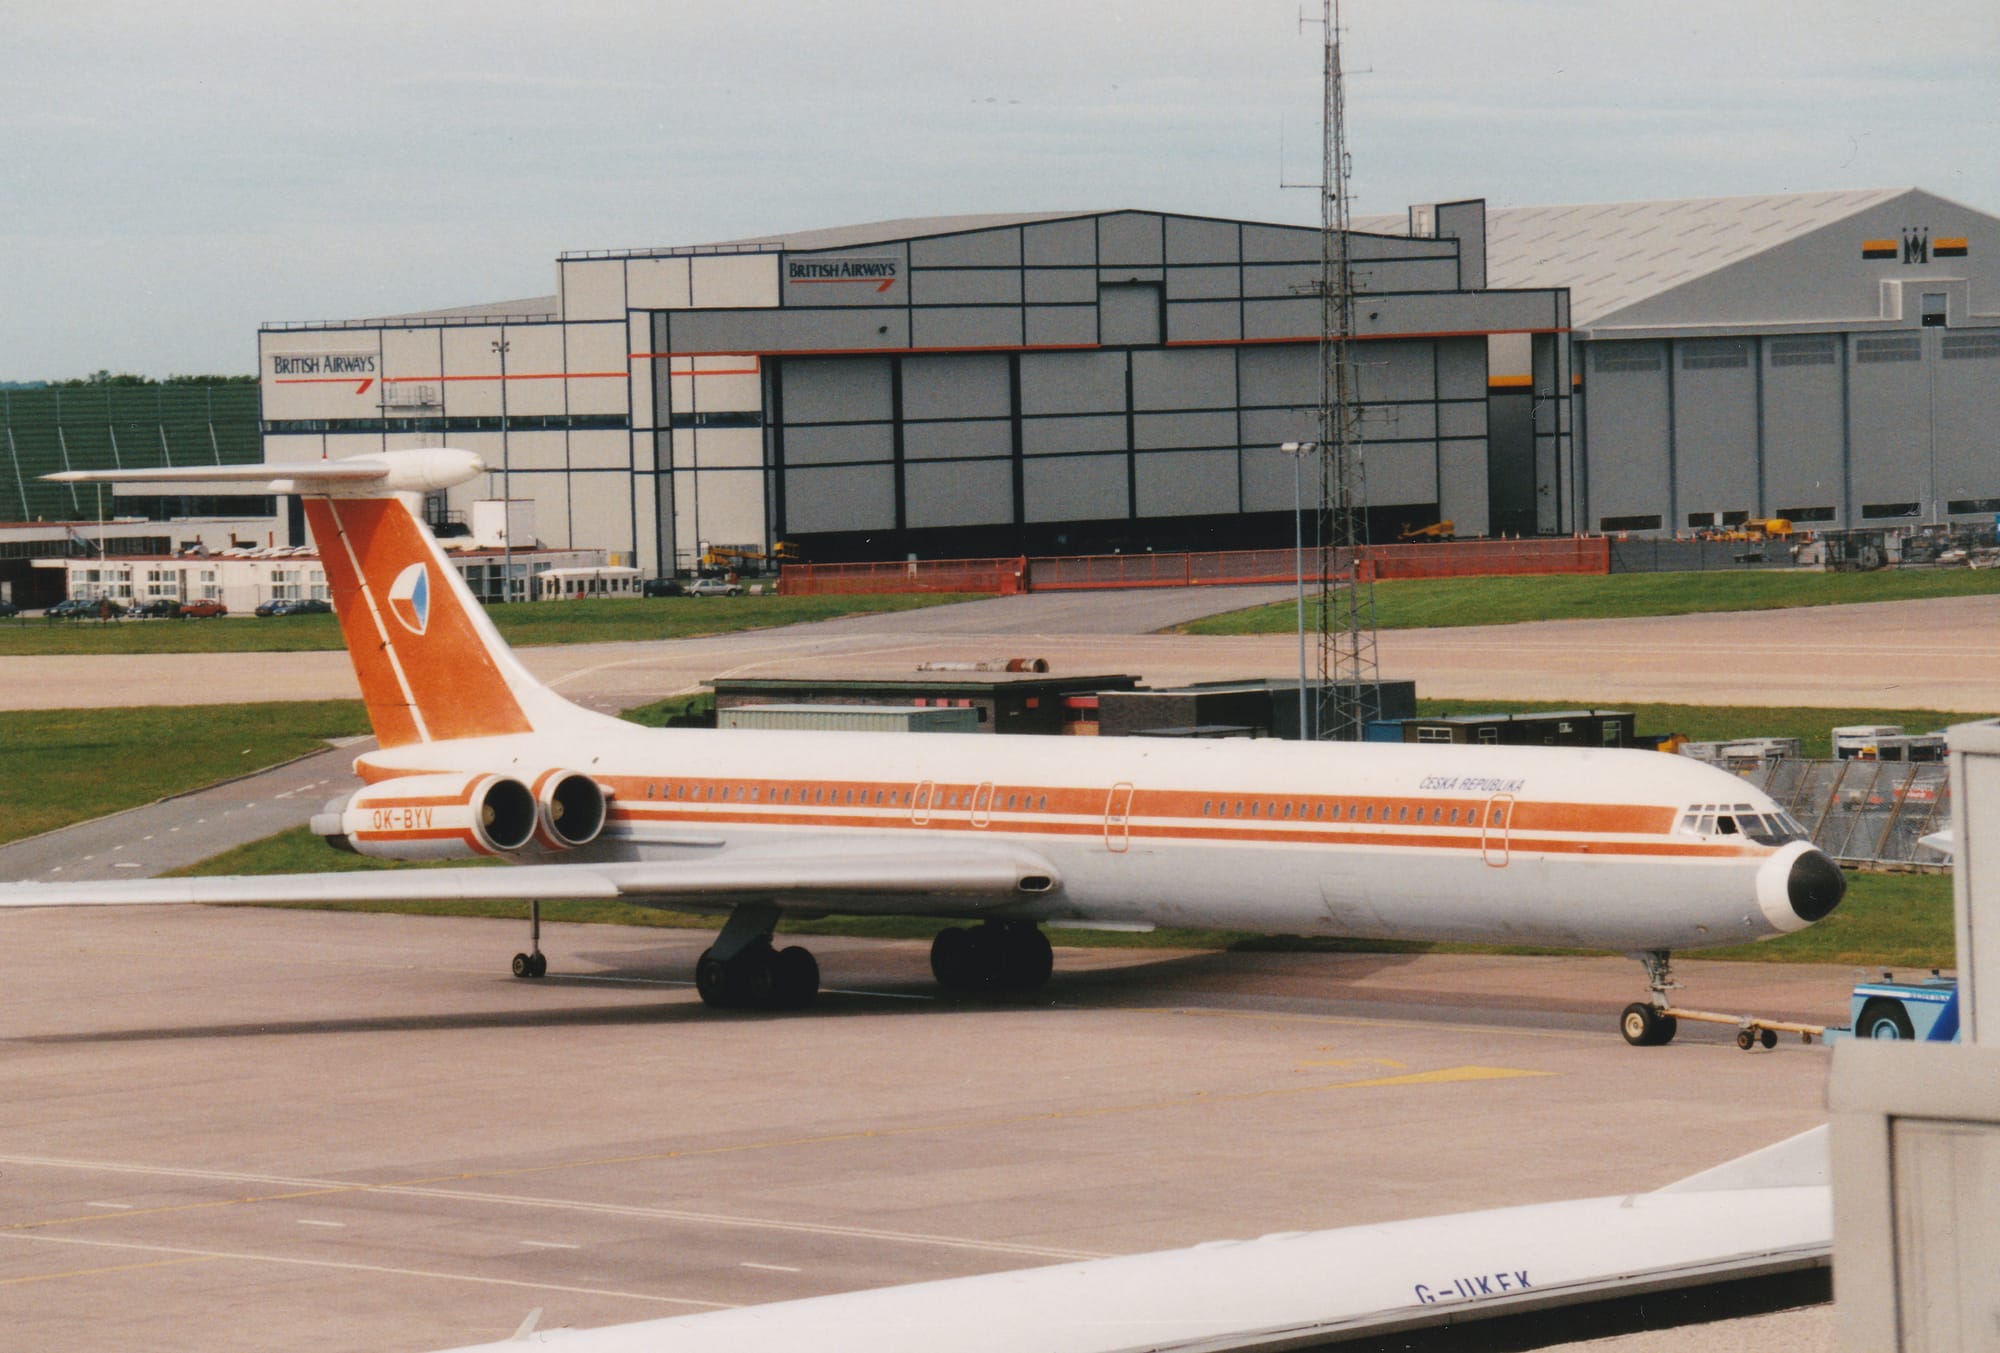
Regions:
[[1, 450, 1845, 1041]]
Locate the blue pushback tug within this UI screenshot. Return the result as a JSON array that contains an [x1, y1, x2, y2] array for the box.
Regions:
[[1833, 973, 1961, 1042]]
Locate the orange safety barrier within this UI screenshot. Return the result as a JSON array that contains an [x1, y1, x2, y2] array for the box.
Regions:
[[779, 557, 1027, 596], [781, 539, 1606, 595]]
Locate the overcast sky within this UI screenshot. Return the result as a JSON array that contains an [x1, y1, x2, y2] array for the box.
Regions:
[[4, 0, 1995, 380]]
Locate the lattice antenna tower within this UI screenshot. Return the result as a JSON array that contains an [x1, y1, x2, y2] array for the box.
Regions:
[[1311, 0, 1380, 741]]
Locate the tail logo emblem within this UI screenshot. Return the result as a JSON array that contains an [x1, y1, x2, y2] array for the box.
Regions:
[[387, 563, 430, 635]]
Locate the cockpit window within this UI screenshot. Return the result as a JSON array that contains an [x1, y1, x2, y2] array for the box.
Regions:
[[1677, 801, 1810, 845]]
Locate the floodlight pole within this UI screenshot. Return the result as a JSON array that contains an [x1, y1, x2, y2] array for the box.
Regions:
[[492, 336, 511, 604], [1282, 441, 1317, 740]]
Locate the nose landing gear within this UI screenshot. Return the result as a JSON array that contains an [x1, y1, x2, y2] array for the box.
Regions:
[[1620, 950, 1680, 1046], [1619, 948, 1825, 1051]]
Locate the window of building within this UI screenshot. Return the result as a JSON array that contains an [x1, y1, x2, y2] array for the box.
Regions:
[[1942, 334, 2000, 361], [1599, 514, 1664, 532], [1592, 345, 1664, 373], [1862, 502, 1920, 519], [1769, 336, 1837, 367], [1856, 335, 1922, 363], [1776, 505, 1836, 523], [1681, 339, 1750, 370]]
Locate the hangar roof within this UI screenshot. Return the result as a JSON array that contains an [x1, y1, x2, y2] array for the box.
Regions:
[[1360, 188, 1910, 325], [711, 211, 1091, 253], [376, 295, 558, 323]]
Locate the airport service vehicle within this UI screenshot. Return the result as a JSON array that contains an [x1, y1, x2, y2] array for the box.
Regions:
[[0, 451, 1846, 1036], [1831, 972, 1960, 1042], [433, 1128, 1831, 1352]]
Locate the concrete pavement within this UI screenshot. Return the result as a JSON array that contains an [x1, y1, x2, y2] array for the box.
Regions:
[[3, 588, 1996, 714]]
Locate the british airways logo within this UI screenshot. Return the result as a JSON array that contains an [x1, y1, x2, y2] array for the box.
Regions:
[[387, 563, 430, 636]]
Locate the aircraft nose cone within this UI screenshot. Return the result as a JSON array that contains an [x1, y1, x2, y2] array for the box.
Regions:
[[1788, 848, 1845, 923]]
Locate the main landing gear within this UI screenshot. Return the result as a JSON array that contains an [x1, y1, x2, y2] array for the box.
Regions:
[[512, 899, 548, 979], [930, 921, 1054, 995], [695, 903, 820, 1011], [1619, 949, 1680, 1047]]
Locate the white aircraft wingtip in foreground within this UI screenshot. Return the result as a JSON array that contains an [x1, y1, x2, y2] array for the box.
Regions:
[[429, 1127, 1831, 1353], [2, 450, 1846, 1038]]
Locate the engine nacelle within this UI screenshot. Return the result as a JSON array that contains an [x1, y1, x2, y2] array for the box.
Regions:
[[528, 769, 609, 851], [312, 772, 538, 861]]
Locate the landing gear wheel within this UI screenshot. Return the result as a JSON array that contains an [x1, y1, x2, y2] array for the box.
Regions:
[[995, 923, 1054, 992], [930, 926, 979, 992], [695, 949, 732, 1007], [1736, 1028, 1756, 1052], [1760, 1028, 1778, 1049], [1858, 998, 1915, 1040], [696, 941, 817, 1011], [930, 923, 1054, 994], [772, 946, 820, 1009], [1620, 1002, 1677, 1047], [511, 952, 547, 979]]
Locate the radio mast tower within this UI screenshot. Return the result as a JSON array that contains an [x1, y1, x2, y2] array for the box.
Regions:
[[1311, 0, 1381, 741]]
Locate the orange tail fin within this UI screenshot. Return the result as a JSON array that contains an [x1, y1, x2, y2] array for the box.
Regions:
[[303, 496, 539, 747]]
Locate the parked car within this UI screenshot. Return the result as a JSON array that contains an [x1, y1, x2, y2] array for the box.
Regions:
[[254, 597, 331, 617], [133, 599, 182, 618], [685, 577, 743, 597], [175, 599, 228, 618], [45, 597, 124, 619], [0, 599, 18, 618], [641, 577, 685, 598]]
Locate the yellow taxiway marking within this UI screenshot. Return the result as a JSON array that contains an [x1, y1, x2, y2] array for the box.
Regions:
[[1328, 1065, 1554, 1089], [0, 1253, 215, 1287], [1299, 1057, 1408, 1070]]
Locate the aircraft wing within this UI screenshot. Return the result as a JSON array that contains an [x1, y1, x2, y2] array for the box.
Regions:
[[0, 841, 1060, 914], [429, 1128, 1830, 1352]]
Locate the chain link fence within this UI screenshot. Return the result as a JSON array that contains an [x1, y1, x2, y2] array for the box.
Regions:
[[1734, 758, 1952, 868]]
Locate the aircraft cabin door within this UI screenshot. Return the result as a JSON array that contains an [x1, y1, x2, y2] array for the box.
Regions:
[[970, 781, 994, 828], [912, 780, 935, 826], [1104, 782, 1134, 853], [1481, 793, 1513, 867]]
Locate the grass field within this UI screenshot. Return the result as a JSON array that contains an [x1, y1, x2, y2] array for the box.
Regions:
[[184, 827, 1955, 970], [1183, 567, 2000, 635], [0, 701, 371, 844], [0, 592, 987, 656]]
